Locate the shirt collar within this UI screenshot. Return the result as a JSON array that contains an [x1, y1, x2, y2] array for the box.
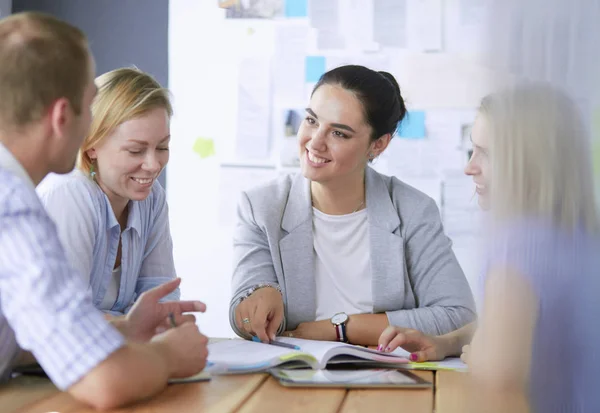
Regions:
[[103, 190, 142, 235], [0, 142, 36, 192]]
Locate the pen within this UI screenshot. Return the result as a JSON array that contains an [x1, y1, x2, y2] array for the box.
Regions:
[[252, 335, 301, 350], [168, 312, 177, 328]]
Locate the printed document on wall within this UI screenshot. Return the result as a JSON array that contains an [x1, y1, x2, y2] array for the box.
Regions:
[[309, 0, 345, 49], [373, 0, 407, 48], [407, 0, 442, 52], [235, 57, 272, 160], [444, 0, 491, 56], [273, 21, 309, 105]]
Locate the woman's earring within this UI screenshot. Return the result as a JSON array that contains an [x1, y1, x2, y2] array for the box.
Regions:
[[369, 153, 375, 160], [90, 160, 97, 180]]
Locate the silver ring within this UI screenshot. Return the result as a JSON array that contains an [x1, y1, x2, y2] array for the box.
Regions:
[[242, 317, 251, 324]]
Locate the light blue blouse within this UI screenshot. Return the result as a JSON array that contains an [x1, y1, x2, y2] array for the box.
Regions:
[[37, 170, 179, 315]]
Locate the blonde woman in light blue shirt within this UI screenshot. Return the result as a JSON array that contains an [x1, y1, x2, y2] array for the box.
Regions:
[[38, 67, 177, 315]]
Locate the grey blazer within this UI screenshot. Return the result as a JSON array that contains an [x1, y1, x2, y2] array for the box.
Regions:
[[229, 167, 476, 337]]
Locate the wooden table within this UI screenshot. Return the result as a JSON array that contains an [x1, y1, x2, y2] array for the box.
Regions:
[[2, 370, 452, 413]]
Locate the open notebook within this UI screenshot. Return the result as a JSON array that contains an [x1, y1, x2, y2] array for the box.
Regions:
[[205, 337, 410, 374]]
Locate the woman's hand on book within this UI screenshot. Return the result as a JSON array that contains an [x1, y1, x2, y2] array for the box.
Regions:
[[235, 286, 284, 342], [377, 326, 449, 362]]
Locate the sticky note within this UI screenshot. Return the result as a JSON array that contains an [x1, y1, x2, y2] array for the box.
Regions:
[[305, 56, 326, 83], [397, 110, 426, 139], [193, 137, 215, 159], [285, 0, 308, 17]]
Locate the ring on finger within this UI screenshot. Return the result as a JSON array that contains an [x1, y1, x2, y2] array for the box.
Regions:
[[242, 317, 251, 324]]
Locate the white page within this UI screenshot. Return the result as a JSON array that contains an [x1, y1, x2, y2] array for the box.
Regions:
[[235, 57, 272, 160], [207, 339, 304, 367], [309, 0, 345, 49], [339, 0, 378, 52], [273, 22, 309, 105], [444, 0, 492, 56], [373, 0, 407, 48], [407, 0, 442, 52], [404, 357, 468, 371], [278, 337, 409, 365]]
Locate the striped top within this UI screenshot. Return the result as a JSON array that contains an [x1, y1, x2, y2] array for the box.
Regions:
[[0, 143, 124, 389], [37, 170, 179, 315], [485, 219, 600, 412]]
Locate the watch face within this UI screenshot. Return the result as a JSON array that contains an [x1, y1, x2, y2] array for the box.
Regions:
[[331, 312, 348, 325]]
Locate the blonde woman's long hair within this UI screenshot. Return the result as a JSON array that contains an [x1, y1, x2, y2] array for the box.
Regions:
[[77, 67, 172, 175], [480, 83, 598, 232]]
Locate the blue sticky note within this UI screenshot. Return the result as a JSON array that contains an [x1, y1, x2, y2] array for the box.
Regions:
[[305, 56, 326, 83], [397, 111, 426, 139], [285, 0, 308, 17]]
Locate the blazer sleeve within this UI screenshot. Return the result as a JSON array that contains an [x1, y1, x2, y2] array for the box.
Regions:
[[229, 191, 284, 337], [386, 197, 477, 335]]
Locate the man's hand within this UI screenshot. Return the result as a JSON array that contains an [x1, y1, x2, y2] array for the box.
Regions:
[[123, 278, 206, 342]]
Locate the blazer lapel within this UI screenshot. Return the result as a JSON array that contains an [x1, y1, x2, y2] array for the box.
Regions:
[[279, 174, 316, 327], [365, 167, 407, 312]]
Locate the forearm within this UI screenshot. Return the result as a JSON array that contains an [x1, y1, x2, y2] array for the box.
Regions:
[[346, 313, 390, 346], [68, 342, 170, 410], [386, 305, 476, 335]]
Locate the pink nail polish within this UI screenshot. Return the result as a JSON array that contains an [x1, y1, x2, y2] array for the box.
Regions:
[[385, 347, 391, 352], [377, 345, 383, 351], [410, 353, 418, 361]]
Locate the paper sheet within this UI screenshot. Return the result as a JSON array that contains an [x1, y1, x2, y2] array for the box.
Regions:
[[273, 22, 310, 105], [405, 357, 468, 371], [235, 57, 272, 160], [444, 0, 492, 56], [407, 0, 442, 52], [373, 0, 407, 48], [309, 0, 345, 49]]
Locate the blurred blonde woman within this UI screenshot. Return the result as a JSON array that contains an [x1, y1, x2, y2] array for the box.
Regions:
[[38, 67, 183, 315], [379, 83, 600, 412]]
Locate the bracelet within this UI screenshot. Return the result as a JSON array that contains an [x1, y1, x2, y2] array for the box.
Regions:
[[239, 283, 282, 301]]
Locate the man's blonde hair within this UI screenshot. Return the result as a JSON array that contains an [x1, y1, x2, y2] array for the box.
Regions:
[[77, 67, 173, 175], [0, 12, 89, 128], [480, 83, 598, 231]]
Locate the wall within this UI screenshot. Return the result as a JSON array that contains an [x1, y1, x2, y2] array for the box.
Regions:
[[12, 0, 169, 187], [167, 0, 509, 338]]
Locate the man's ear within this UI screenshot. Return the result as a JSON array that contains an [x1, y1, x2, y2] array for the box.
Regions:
[[48, 97, 71, 139]]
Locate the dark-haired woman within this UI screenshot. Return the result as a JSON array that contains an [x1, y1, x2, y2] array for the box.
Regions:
[[229, 65, 476, 346]]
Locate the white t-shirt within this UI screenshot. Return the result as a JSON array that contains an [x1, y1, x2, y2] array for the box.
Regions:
[[313, 208, 373, 321], [99, 266, 122, 311]]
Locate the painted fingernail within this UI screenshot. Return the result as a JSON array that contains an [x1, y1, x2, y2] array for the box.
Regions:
[[385, 347, 391, 352], [377, 345, 383, 351], [410, 353, 418, 361]]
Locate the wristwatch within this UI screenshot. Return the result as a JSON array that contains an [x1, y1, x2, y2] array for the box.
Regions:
[[330, 312, 349, 343]]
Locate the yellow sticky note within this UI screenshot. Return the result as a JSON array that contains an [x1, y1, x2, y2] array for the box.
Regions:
[[193, 137, 215, 159]]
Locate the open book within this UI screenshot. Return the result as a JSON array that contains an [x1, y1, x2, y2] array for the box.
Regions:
[[205, 337, 410, 374]]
